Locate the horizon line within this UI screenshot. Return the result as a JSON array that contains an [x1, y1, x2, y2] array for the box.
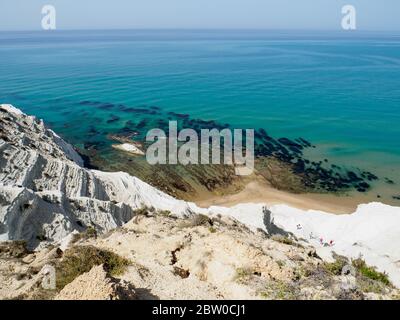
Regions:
[[0, 27, 399, 34]]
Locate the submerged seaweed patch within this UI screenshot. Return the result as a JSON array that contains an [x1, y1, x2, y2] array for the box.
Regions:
[[75, 100, 380, 195]]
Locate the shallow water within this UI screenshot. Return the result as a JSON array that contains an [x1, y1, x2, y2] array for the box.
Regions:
[[0, 30, 399, 202]]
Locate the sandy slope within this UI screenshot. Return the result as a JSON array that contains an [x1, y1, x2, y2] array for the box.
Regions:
[[2, 214, 399, 300]]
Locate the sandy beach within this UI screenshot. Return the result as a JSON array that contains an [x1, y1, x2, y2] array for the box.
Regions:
[[195, 177, 370, 214]]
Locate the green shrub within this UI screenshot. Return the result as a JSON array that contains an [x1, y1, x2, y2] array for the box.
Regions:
[[234, 267, 254, 281], [85, 226, 97, 238], [271, 235, 295, 246], [71, 226, 98, 244], [158, 210, 172, 217], [324, 257, 347, 275], [55, 245, 131, 290], [352, 258, 391, 286], [260, 281, 298, 300], [208, 227, 217, 233], [277, 260, 286, 268]]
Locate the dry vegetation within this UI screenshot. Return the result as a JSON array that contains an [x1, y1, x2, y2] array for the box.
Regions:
[[0, 213, 398, 300]]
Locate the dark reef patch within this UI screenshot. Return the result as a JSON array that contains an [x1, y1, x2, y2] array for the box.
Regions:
[[119, 105, 158, 115], [106, 115, 120, 124], [385, 178, 395, 185], [72, 100, 383, 195], [87, 126, 100, 137]]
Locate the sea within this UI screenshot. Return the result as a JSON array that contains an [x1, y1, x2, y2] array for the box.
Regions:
[[0, 29, 399, 203]]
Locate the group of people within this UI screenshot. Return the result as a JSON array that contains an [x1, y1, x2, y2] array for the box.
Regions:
[[301, 227, 335, 247]]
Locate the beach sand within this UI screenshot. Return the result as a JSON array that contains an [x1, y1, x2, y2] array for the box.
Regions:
[[195, 177, 371, 214]]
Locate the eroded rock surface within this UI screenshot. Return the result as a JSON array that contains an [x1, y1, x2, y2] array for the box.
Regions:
[[0, 104, 198, 249]]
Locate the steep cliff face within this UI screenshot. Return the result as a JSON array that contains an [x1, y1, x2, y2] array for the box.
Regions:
[[1, 104, 400, 288], [0, 104, 199, 248]]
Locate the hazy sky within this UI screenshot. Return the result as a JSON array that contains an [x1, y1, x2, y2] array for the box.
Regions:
[[0, 0, 399, 31]]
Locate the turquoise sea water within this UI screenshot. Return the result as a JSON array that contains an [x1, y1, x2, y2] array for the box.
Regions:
[[0, 30, 399, 200]]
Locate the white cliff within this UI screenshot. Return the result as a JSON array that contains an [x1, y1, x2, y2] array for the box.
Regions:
[[0, 104, 200, 248]]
